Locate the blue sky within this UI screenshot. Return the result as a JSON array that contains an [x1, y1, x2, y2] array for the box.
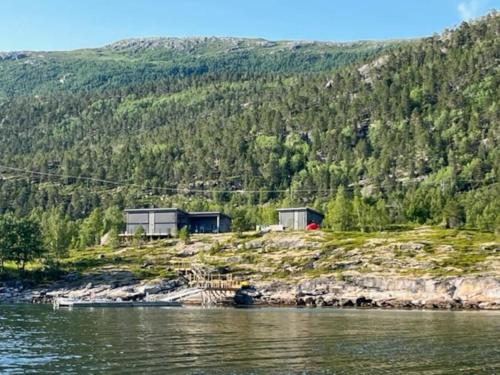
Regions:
[[0, 0, 498, 51]]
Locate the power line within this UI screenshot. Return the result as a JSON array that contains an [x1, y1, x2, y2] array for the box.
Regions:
[[0, 164, 497, 195], [0, 164, 299, 194]]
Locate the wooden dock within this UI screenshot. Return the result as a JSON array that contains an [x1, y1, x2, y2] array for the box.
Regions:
[[169, 261, 243, 306], [54, 298, 182, 309]]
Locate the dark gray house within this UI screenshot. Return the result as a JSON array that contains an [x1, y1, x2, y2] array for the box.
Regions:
[[277, 207, 324, 230], [124, 208, 231, 236], [124, 208, 189, 237]]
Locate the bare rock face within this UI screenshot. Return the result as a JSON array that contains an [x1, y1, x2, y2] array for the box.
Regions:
[[452, 277, 500, 302], [41, 277, 183, 302], [358, 55, 390, 84], [391, 242, 426, 252], [0, 51, 29, 61], [244, 235, 322, 252], [243, 239, 266, 250], [479, 242, 499, 252], [100, 232, 110, 246], [105, 286, 144, 301], [177, 241, 211, 257], [253, 275, 500, 309], [105, 37, 276, 54], [437, 245, 454, 252]]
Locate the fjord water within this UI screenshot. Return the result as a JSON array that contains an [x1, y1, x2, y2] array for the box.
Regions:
[[1, 305, 499, 374]]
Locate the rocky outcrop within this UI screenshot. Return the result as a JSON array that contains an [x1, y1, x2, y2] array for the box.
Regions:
[[253, 275, 500, 310], [104, 36, 387, 56], [0, 51, 29, 61], [105, 37, 277, 53], [358, 55, 389, 84], [0, 276, 184, 304]]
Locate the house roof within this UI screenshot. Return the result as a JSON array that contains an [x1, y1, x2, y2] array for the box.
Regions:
[[276, 207, 324, 217], [188, 211, 231, 219], [124, 207, 188, 214], [124, 208, 230, 219]]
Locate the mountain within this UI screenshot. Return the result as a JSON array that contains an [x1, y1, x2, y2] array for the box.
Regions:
[[0, 13, 498, 233], [0, 36, 394, 97]]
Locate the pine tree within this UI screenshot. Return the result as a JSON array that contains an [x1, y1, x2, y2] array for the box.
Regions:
[[78, 208, 104, 248], [103, 206, 124, 234], [325, 186, 353, 231], [352, 195, 369, 232], [133, 225, 145, 247], [107, 228, 121, 249], [373, 200, 389, 231], [0, 214, 16, 272], [43, 208, 74, 259], [178, 226, 190, 244], [442, 200, 465, 228]]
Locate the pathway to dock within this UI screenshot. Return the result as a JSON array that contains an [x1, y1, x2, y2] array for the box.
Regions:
[[168, 261, 241, 305]]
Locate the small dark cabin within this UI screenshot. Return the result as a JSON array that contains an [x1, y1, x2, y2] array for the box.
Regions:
[[188, 212, 231, 233], [277, 207, 324, 230]]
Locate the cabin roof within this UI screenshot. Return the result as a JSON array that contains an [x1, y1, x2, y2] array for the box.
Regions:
[[276, 207, 324, 217], [188, 211, 231, 219], [124, 208, 230, 218], [124, 207, 188, 214]]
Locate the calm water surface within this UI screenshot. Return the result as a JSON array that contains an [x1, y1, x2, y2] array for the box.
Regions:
[[0, 305, 499, 374]]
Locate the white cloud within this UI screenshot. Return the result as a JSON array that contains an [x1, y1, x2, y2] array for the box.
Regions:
[[458, 0, 489, 21]]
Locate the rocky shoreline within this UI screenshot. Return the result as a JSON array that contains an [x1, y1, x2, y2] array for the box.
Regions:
[[251, 275, 500, 310], [2, 274, 499, 310]]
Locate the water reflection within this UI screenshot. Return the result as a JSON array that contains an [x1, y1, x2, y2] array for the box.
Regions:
[[0, 305, 499, 374]]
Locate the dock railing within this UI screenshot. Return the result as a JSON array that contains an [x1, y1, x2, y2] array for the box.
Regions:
[[169, 260, 242, 291]]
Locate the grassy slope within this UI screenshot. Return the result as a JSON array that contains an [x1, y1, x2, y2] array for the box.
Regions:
[[53, 228, 499, 285]]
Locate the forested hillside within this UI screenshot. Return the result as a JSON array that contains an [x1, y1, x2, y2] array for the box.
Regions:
[[0, 13, 498, 237], [0, 37, 391, 97]]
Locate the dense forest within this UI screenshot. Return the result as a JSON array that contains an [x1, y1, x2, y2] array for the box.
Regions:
[[0, 12, 498, 255]]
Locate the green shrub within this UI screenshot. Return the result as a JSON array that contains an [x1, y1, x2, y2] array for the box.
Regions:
[[178, 226, 190, 244]]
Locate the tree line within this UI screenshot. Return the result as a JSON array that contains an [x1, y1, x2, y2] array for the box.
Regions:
[[0, 207, 123, 275]]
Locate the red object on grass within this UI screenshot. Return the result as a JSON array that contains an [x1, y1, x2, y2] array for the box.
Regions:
[[306, 223, 320, 230]]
